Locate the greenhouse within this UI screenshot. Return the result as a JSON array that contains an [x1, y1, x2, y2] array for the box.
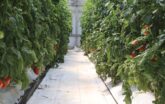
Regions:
[[0, 0, 164, 104]]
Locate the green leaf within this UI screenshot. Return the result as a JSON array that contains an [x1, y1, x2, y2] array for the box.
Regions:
[[0, 31, 4, 39]]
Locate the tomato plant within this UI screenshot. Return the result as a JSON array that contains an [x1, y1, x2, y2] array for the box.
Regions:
[[81, 0, 165, 103], [0, 0, 71, 89]]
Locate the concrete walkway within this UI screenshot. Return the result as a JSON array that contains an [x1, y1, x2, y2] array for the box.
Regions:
[[27, 49, 116, 104]]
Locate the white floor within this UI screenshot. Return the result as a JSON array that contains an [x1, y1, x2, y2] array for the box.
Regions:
[[105, 81, 155, 104], [27, 49, 116, 104]]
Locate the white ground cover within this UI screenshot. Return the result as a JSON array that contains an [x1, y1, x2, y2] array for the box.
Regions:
[[27, 49, 116, 104]]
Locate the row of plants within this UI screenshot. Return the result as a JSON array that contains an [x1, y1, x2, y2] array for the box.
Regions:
[[81, 0, 165, 104], [0, 0, 71, 89]]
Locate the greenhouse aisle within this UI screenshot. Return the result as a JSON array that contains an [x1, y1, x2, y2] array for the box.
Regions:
[[27, 49, 116, 104]]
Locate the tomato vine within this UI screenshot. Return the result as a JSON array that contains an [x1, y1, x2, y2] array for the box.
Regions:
[[0, 0, 71, 89], [81, 0, 165, 104]]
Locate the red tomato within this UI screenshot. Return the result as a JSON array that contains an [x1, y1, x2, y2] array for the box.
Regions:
[[1, 76, 11, 88], [144, 31, 149, 36], [1, 82, 7, 89], [130, 52, 136, 58], [33, 67, 39, 75], [137, 44, 146, 52], [4, 76, 11, 86], [0, 80, 3, 88]]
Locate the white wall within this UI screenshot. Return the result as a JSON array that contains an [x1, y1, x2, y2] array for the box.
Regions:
[[68, 0, 85, 49]]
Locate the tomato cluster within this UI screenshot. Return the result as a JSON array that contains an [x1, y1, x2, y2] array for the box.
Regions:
[[0, 76, 11, 89]]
